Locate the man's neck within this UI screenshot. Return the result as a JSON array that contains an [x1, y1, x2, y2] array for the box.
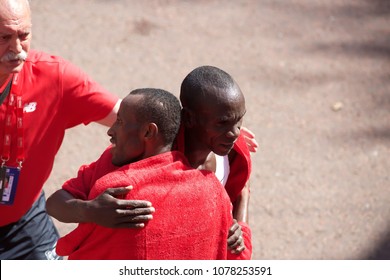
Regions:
[[184, 131, 216, 171], [141, 143, 172, 162]]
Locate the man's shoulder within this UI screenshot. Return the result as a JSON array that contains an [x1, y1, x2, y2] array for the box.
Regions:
[[121, 151, 189, 172], [26, 49, 68, 65]]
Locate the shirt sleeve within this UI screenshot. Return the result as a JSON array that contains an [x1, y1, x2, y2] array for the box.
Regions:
[[62, 148, 117, 200], [62, 162, 97, 200], [60, 60, 119, 128]]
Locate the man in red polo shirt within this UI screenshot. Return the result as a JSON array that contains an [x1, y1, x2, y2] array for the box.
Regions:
[[0, 0, 154, 259]]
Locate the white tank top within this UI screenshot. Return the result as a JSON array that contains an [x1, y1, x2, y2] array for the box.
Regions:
[[215, 155, 230, 187]]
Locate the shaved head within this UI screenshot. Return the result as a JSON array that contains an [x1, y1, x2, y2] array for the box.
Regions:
[[180, 65, 243, 111], [0, 0, 32, 84], [179, 65, 246, 157], [0, 0, 31, 21]]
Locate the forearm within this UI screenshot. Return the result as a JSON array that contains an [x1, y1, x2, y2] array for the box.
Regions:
[[96, 99, 121, 126], [47, 187, 155, 228], [46, 189, 90, 223], [232, 182, 250, 223]]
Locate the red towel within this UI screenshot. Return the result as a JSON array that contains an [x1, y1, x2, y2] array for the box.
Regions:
[[225, 134, 252, 203], [175, 125, 253, 259], [56, 151, 233, 260]]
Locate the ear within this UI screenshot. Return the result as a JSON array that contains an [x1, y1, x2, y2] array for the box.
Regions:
[[181, 107, 196, 128], [144, 123, 158, 139]]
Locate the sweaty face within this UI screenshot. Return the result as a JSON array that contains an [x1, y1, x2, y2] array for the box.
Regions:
[[194, 87, 246, 156], [107, 96, 146, 166], [0, 1, 32, 81]]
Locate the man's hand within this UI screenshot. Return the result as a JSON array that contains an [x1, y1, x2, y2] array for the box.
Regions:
[[227, 219, 246, 254], [240, 127, 258, 153], [86, 186, 155, 228]]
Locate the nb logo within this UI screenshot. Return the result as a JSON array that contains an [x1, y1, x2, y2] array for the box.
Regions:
[[23, 102, 37, 113]]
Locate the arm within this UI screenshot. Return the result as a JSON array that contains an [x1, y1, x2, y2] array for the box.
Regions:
[[232, 182, 250, 223], [47, 144, 156, 228], [227, 183, 250, 254], [46, 187, 154, 228], [96, 99, 121, 126]]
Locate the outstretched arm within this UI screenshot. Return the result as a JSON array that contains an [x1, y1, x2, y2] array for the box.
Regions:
[[96, 99, 122, 126], [46, 186, 154, 228]]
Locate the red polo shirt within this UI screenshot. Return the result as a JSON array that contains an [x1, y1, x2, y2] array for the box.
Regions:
[[0, 50, 118, 226]]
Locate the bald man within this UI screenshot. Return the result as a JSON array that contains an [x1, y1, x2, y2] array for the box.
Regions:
[[178, 65, 253, 259]]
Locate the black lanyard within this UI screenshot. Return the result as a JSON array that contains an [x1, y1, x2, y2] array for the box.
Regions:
[[0, 77, 13, 105]]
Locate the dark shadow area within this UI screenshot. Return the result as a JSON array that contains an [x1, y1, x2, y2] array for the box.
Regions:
[[348, 126, 390, 141], [364, 226, 390, 260], [367, 246, 390, 259], [349, 0, 390, 259], [310, 0, 390, 61], [363, 0, 390, 16], [313, 40, 390, 60], [336, 0, 390, 17]]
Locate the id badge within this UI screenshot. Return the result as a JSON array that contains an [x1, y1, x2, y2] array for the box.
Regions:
[[0, 165, 20, 205]]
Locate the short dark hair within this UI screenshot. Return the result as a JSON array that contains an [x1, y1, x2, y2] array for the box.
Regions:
[[129, 88, 181, 146], [180, 65, 236, 109]]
